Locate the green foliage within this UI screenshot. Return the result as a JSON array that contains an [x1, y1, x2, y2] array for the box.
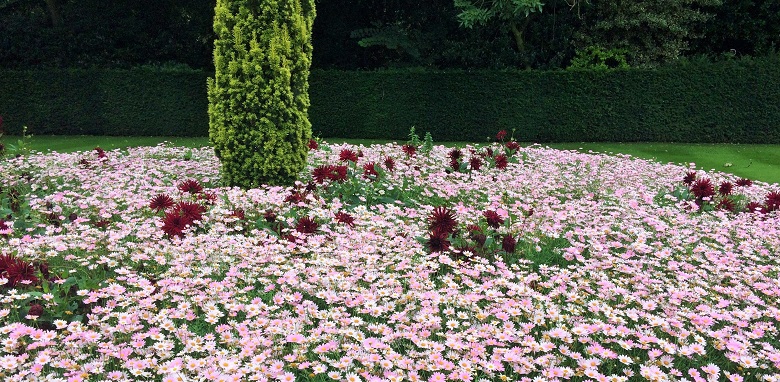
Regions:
[[0, 68, 208, 136], [422, 132, 434, 154], [569, 46, 630, 70], [454, 0, 544, 27], [3, 56, 780, 144], [575, 0, 722, 67], [207, 0, 316, 188]]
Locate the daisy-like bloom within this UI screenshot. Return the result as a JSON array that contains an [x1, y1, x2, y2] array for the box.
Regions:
[[429, 372, 446, 382], [308, 139, 319, 150], [494, 154, 509, 170], [277, 372, 296, 382], [402, 144, 417, 157], [149, 194, 175, 212], [683, 171, 697, 185], [345, 373, 362, 382], [470, 156, 483, 171], [384, 156, 395, 172], [295, 216, 319, 234], [718, 181, 734, 196], [501, 234, 516, 253], [429, 206, 458, 233], [735, 178, 753, 187], [483, 210, 504, 228], [764, 190, 780, 212], [334, 211, 355, 227], [339, 149, 359, 163], [362, 162, 379, 180], [177, 179, 203, 194], [690, 178, 715, 200]]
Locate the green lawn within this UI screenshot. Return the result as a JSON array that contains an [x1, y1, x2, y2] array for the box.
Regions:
[[3, 135, 779, 184]]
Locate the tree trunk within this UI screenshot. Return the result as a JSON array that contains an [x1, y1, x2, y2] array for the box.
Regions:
[[509, 20, 526, 53], [44, 0, 63, 27]]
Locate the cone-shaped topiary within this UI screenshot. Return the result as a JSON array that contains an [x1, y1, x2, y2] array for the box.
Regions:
[[208, 0, 315, 188]]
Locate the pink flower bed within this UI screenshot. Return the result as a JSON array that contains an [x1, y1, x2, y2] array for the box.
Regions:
[[0, 141, 779, 382]]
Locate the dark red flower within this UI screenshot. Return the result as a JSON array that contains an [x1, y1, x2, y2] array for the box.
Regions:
[[429, 206, 457, 233], [68, 212, 78, 222], [402, 144, 417, 157], [427, 229, 451, 253], [312, 165, 334, 184], [494, 154, 508, 170], [295, 216, 319, 234], [79, 158, 90, 167], [308, 139, 319, 150], [2, 255, 38, 287], [335, 211, 355, 227], [496, 130, 507, 141], [718, 182, 734, 196], [264, 210, 277, 223], [745, 201, 763, 213], [94, 219, 111, 229], [0, 219, 9, 235], [172, 201, 205, 223], [162, 212, 188, 238], [38, 262, 50, 280], [735, 178, 753, 187], [197, 192, 218, 205], [339, 149, 359, 163], [483, 210, 504, 228], [362, 162, 379, 180], [505, 141, 520, 152], [285, 190, 306, 204], [449, 158, 461, 172], [230, 209, 245, 220], [469, 157, 483, 171], [329, 165, 349, 182], [384, 156, 395, 172], [357, 150, 364, 158], [448, 149, 462, 161], [28, 303, 43, 317], [149, 194, 175, 212], [178, 179, 203, 194], [502, 235, 517, 253], [95, 147, 107, 159], [716, 198, 736, 212], [683, 172, 697, 186], [765, 191, 780, 212], [690, 179, 715, 200], [484, 148, 494, 158], [0, 142, 5, 156]]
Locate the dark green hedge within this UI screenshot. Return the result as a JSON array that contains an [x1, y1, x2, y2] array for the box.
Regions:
[[2, 57, 779, 142], [0, 68, 210, 137]]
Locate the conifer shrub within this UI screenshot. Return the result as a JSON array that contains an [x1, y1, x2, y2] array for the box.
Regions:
[[207, 0, 315, 188]]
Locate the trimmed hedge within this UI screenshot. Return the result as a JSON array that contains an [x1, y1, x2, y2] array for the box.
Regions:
[[1, 57, 779, 142], [0, 68, 210, 137]]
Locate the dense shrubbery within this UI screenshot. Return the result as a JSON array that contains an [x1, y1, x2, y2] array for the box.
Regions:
[[3, 56, 778, 143]]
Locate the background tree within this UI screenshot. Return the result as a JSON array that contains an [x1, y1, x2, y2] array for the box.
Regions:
[[207, 0, 315, 188], [573, 0, 722, 67], [693, 0, 780, 58]]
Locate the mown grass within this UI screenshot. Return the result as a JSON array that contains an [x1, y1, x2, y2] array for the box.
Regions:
[[4, 135, 780, 184]]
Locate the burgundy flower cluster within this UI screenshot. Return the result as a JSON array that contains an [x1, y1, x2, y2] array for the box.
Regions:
[[682, 172, 778, 214], [149, 179, 209, 238]]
